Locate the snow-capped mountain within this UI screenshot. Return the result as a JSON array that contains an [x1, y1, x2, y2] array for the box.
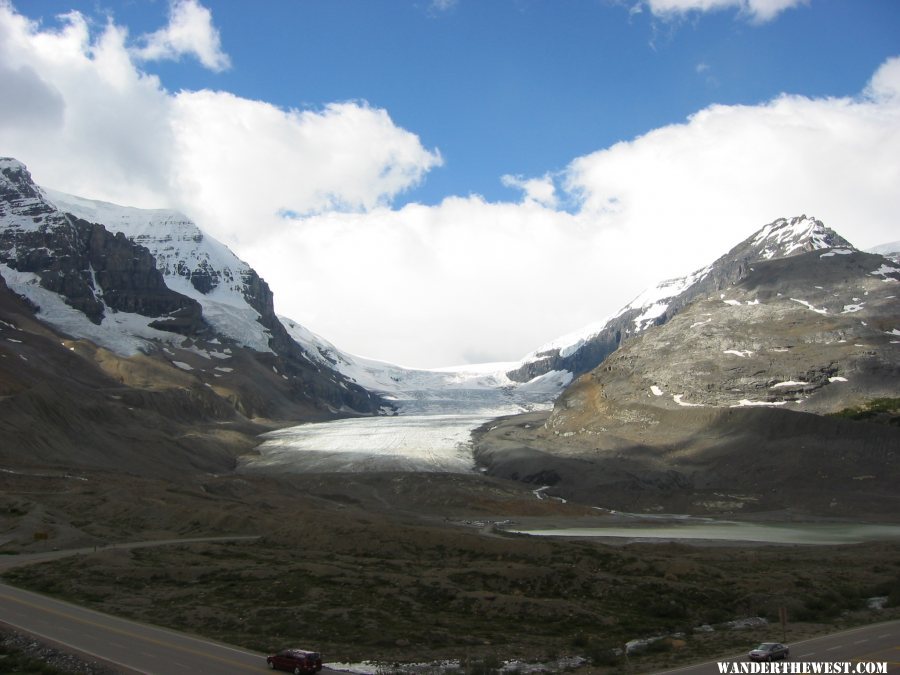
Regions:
[[549, 237, 900, 416], [0, 157, 383, 418], [506, 216, 855, 383], [5, 153, 892, 430], [477, 217, 900, 518], [869, 240, 900, 264], [2, 157, 577, 427], [43, 188, 276, 354]]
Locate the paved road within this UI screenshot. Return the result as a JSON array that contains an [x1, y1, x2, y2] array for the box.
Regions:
[[0, 536, 262, 571], [656, 620, 900, 674], [0, 582, 343, 674], [0, 537, 340, 674]]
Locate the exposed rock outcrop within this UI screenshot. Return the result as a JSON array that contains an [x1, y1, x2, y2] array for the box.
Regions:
[[0, 159, 203, 332], [507, 216, 856, 383]]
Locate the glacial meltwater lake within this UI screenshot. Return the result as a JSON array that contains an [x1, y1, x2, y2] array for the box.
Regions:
[[506, 521, 900, 545]]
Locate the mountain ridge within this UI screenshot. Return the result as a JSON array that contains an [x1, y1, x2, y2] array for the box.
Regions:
[[506, 215, 857, 384], [475, 219, 900, 518]]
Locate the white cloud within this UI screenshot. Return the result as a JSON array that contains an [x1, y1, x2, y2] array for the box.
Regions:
[[0, 2, 440, 239], [0, 5, 176, 205], [267, 57, 900, 367], [274, 60, 900, 367], [501, 173, 559, 208], [244, 197, 620, 368], [169, 92, 442, 246], [642, 0, 808, 23], [430, 0, 459, 12], [866, 56, 900, 103], [564, 81, 900, 267], [133, 0, 230, 72]]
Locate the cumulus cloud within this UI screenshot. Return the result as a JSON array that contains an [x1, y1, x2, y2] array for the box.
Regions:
[[866, 56, 900, 102], [642, 0, 809, 23], [242, 197, 618, 367], [0, 2, 440, 239], [564, 80, 900, 270], [133, 0, 230, 71], [501, 173, 559, 208], [0, 5, 176, 205], [170, 92, 442, 246], [0, 62, 64, 130]]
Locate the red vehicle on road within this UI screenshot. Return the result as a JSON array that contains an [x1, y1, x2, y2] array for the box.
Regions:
[[266, 648, 323, 673], [748, 642, 790, 662]]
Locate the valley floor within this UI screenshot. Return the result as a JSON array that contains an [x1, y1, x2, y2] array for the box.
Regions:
[[1, 465, 899, 673], [2, 379, 899, 672]]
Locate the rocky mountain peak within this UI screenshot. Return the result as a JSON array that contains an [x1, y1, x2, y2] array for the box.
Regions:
[[0, 157, 32, 183], [0, 157, 29, 180], [741, 215, 853, 262], [0, 157, 62, 226], [41, 188, 228, 298], [42, 188, 284, 346], [505, 215, 867, 386], [1, 161, 204, 332]]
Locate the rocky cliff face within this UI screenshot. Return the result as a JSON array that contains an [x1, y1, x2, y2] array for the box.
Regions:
[[42, 186, 285, 352], [0, 159, 203, 332], [507, 216, 855, 383], [1, 158, 385, 420]]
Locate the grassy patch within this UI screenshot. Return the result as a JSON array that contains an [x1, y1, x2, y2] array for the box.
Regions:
[[831, 397, 900, 425]]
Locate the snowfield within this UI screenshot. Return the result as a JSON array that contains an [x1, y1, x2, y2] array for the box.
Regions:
[[241, 320, 575, 474], [240, 378, 561, 474], [0, 262, 180, 356]]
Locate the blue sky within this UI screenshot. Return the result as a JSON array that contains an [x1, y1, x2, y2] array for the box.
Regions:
[[3, 1, 900, 366], [19, 0, 900, 206]]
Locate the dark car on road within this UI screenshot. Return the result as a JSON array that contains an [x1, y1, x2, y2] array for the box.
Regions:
[[748, 642, 790, 661], [266, 648, 323, 673]]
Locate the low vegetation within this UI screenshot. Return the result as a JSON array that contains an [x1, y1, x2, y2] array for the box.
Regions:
[[831, 397, 900, 426], [5, 527, 900, 670], [2, 471, 899, 672]]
